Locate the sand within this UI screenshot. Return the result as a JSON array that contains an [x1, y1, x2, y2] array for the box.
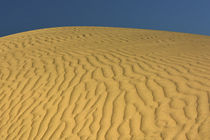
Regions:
[[0, 27, 210, 140]]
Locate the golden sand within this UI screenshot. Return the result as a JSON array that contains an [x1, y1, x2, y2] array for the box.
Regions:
[[0, 27, 210, 140]]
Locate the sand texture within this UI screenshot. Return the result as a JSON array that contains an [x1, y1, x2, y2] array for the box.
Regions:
[[0, 27, 210, 140]]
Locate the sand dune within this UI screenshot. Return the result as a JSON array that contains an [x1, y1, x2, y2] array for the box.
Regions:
[[0, 27, 210, 140]]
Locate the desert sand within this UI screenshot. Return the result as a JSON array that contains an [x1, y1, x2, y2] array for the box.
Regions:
[[0, 27, 210, 140]]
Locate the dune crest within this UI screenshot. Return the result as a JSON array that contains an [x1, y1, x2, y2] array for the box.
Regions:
[[0, 27, 210, 140]]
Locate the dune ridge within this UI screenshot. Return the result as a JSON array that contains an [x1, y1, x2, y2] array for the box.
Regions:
[[0, 27, 210, 140]]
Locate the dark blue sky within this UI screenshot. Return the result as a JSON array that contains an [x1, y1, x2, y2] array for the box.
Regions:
[[0, 0, 210, 37]]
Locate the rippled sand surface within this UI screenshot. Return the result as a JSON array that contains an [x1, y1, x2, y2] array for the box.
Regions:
[[0, 27, 210, 140]]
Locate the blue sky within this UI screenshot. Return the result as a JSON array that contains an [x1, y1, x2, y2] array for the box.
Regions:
[[0, 0, 210, 37]]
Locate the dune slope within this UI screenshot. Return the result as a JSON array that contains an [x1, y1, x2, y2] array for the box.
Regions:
[[0, 27, 210, 140]]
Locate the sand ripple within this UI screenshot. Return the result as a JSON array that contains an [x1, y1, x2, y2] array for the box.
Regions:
[[0, 27, 210, 140]]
